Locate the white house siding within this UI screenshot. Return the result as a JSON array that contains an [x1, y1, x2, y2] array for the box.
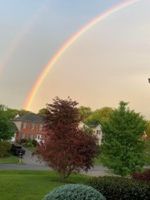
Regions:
[[93, 125, 103, 145]]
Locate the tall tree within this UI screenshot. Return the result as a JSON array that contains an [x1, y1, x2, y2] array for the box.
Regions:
[[145, 121, 150, 139], [79, 106, 92, 120], [85, 107, 113, 126], [0, 110, 15, 140], [38, 108, 48, 117], [37, 97, 98, 180], [101, 101, 146, 176]]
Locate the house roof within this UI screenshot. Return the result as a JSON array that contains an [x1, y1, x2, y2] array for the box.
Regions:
[[13, 113, 44, 124], [80, 122, 102, 129]]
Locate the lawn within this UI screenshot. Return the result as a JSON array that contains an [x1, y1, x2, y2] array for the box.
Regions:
[[0, 155, 19, 164], [0, 170, 89, 200]]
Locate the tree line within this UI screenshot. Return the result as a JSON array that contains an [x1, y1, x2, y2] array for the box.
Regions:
[[0, 98, 149, 179]]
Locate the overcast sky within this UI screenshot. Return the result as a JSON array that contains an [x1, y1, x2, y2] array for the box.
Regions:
[[0, 0, 150, 119]]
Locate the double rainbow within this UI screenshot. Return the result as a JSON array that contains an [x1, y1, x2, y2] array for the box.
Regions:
[[24, 0, 140, 111]]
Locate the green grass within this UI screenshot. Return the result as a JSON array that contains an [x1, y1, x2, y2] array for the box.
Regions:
[[0, 155, 19, 164], [94, 155, 103, 165], [0, 170, 89, 200]]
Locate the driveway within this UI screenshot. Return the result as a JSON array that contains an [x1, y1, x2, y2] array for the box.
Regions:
[[0, 148, 109, 176], [0, 163, 109, 176]]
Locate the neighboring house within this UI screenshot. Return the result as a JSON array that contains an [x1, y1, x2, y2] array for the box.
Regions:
[[142, 131, 149, 141], [78, 122, 89, 130], [92, 124, 103, 145], [13, 113, 46, 143], [79, 122, 103, 145], [13, 114, 103, 144]]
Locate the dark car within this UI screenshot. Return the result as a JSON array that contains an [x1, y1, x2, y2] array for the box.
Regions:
[[11, 144, 25, 157]]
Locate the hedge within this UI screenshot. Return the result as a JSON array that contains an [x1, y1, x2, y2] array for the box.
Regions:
[[87, 176, 150, 200]]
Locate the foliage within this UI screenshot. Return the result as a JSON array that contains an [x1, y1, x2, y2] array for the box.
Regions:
[[101, 101, 146, 176], [0, 104, 18, 119], [17, 109, 34, 117], [37, 97, 98, 180], [32, 139, 38, 147], [85, 107, 113, 126], [38, 108, 48, 117], [0, 110, 15, 140], [19, 138, 28, 145], [0, 104, 33, 119], [132, 169, 150, 183], [20, 139, 37, 147], [79, 106, 92, 120], [0, 141, 11, 157], [43, 184, 106, 200], [144, 140, 150, 165], [145, 121, 150, 139], [88, 176, 150, 200]]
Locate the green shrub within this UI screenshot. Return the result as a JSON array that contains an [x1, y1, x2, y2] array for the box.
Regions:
[[32, 139, 37, 147], [27, 139, 33, 147], [88, 176, 150, 200], [21, 139, 37, 147], [43, 184, 106, 200], [19, 138, 28, 145], [0, 141, 11, 157]]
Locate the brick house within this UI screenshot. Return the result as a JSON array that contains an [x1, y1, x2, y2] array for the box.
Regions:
[[13, 114, 103, 144], [13, 113, 46, 143]]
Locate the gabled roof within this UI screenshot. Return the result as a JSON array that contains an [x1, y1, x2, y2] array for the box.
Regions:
[[79, 122, 102, 130], [13, 113, 44, 123], [86, 123, 102, 129]]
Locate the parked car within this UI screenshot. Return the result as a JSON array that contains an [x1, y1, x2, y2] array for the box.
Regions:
[[11, 144, 25, 156]]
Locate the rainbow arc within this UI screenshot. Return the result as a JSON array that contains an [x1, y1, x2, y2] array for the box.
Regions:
[[24, 0, 140, 111]]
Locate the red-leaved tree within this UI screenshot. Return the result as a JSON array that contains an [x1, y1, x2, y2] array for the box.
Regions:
[[37, 97, 98, 179]]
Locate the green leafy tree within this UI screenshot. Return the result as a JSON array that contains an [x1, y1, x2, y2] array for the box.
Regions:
[[38, 108, 48, 117], [85, 107, 113, 126], [0, 110, 15, 140], [101, 101, 146, 176], [0, 104, 33, 119], [145, 121, 150, 139], [79, 106, 92, 120], [17, 109, 33, 117]]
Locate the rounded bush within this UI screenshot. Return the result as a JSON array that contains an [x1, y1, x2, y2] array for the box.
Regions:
[[43, 184, 106, 200]]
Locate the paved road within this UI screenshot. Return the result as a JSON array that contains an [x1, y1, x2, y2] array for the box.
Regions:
[[0, 148, 149, 176], [0, 148, 109, 176], [23, 148, 47, 166], [0, 163, 109, 176]]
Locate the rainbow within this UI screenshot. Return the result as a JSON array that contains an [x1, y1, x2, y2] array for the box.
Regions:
[[24, 0, 140, 111]]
